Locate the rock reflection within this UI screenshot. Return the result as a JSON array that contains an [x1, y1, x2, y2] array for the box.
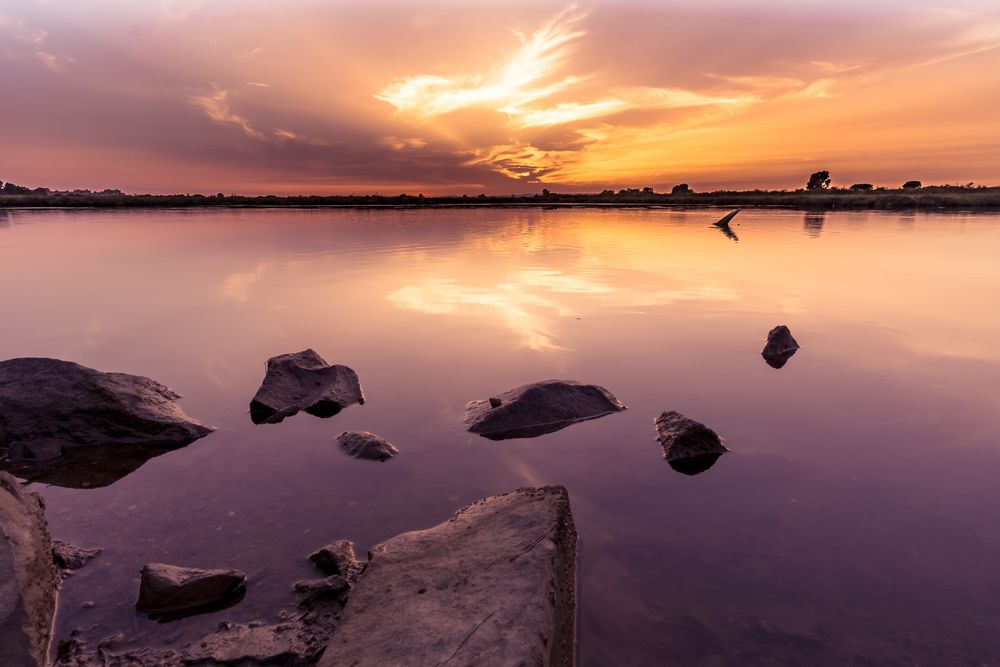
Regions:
[[1, 444, 187, 489], [668, 453, 724, 475]]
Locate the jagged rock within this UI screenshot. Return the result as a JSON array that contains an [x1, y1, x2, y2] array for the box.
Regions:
[[319, 486, 577, 667], [762, 325, 800, 369], [309, 541, 360, 578], [655, 411, 729, 476], [0, 471, 59, 667], [713, 208, 741, 228], [465, 380, 625, 440], [335, 431, 398, 461], [135, 563, 246, 614], [0, 358, 213, 450], [52, 541, 101, 571], [249, 350, 364, 424]]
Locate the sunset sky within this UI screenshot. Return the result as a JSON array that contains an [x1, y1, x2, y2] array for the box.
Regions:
[[2, 0, 999, 194]]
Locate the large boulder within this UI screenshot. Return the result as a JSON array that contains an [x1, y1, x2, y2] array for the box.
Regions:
[[0, 358, 212, 475], [249, 350, 364, 425], [319, 486, 577, 667], [135, 563, 246, 615], [335, 431, 398, 462], [465, 380, 625, 440], [655, 411, 729, 475], [0, 471, 59, 667], [761, 325, 800, 369]]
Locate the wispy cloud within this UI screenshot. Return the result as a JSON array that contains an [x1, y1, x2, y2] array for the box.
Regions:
[[189, 87, 266, 139]]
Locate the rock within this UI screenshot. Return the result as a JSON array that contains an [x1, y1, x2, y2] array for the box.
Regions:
[[52, 541, 101, 571], [335, 431, 398, 462], [713, 208, 741, 228], [309, 541, 360, 578], [181, 621, 319, 666], [0, 358, 213, 483], [655, 411, 729, 476], [0, 471, 59, 667], [249, 350, 364, 425], [465, 380, 625, 440], [293, 576, 351, 604], [7, 441, 62, 463], [135, 563, 246, 614], [762, 325, 800, 369], [319, 486, 577, 667]]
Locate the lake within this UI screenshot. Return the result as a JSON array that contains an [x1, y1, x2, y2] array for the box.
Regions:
[[2, 206, 1000, 665]]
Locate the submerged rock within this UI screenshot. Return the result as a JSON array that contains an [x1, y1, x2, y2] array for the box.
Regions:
[[52, 541, 101, 571], [319, 486, 577, 667], [336, 431, 398, 461], [249, 350, 364, 424], [465, 380, 625, 440], [135, 563, 246, 615], [655, 411, 728, 475], [0, 471, 59, 667], [309, 540, 361, 579], [713, 208, 741, 228], [762, 325, 800, 369], [4, 444, 189, 490], [293, 576, 351, 605], [0, 358, 213, 454]]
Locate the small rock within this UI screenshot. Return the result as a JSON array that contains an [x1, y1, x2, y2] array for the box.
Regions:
[[8, 440, 62, 462], [762, 325, 800, 369], [655, 411, 728, 475], [52, 541, 102, 570], [249, 350, 364, 424], [336, 431, 398, 462], [309, 540, 359, 577], [465, 380, 626, 440], [293, 576, 351, 604], [135, 563, 246, 614]]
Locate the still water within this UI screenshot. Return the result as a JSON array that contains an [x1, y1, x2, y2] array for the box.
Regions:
[[2, 207, 1000, 665]]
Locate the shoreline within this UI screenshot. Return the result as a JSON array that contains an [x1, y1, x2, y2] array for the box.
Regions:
[[3, 188, 1000, 212]]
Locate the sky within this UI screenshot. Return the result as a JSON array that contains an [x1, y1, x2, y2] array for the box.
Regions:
[[1, 0, 999, 195]]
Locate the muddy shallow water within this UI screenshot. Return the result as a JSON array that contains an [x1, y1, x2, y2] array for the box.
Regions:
[[2, 207, 1000, 665]]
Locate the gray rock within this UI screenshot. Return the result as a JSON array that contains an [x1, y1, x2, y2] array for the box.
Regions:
[[52, 541, 102, 571], [655, 411, 729, 475], [335, 431, 398, 462], [181, 621, 317, 666], [0, 358, 212, 457], [0, 471, 59, 667], [309, 541, 359, 578], [249, 350, 364, 425], [762, 325, 800, 369], [319, 486, 577, 667], [465, 380, 625, 440], [135, 563, 246, 614], [293, 576, 351, 605]]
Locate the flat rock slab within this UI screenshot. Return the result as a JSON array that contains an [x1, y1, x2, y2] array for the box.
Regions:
[[762, 325, 800, 369], [319, 486, 577, 667], [0, 358, 213, 454], [136, 563, 246, 614], [0, 471, 59, 667], [655, 411, 728, 476], [250, 350, 364, 424], [336, 431, 398, 461], [465, 380, 625, 440]]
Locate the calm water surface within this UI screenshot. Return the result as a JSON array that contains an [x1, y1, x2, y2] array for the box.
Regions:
[[2, 207, 1000, 665]]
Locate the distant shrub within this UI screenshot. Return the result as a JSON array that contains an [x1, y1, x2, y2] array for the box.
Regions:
[[849, 183, 874, 191], [902, 180, 922, 189], [671, 183, 692, 195], [806, 171, 831, 190]]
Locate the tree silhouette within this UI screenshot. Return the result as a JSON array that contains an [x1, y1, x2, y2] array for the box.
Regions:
[[849, 183, 873, 191], [806, 171, 831, 190], [671, 183, 692, 195], [902, 180, 922, 189]]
